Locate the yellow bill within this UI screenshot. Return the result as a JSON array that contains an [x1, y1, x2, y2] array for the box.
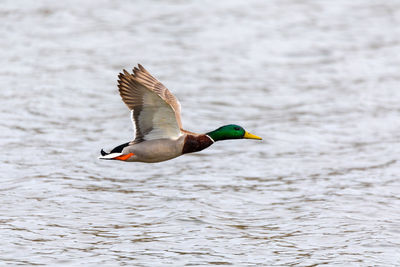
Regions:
[[244, 131, 262, 140]]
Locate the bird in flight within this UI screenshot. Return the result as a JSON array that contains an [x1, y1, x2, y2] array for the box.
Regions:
[[99, 64, 262, 163]]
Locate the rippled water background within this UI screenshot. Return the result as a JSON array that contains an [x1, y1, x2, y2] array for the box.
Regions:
[[2, 0, 400, 265]]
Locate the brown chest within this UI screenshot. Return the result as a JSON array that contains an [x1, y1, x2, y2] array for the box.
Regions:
[[182, 135, 214, 154]]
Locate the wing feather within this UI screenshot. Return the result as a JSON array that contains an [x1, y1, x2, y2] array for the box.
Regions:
[[133, 64, 182, 128], [117, 65, 183, 143]]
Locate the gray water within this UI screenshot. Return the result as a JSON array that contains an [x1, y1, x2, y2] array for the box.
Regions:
[[1, 0, 400, 265]]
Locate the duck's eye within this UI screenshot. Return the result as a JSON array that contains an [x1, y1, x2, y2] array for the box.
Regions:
[[234, 127, 240, 131]]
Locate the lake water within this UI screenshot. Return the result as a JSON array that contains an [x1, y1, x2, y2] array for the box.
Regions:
[[1, 0, 400, 265]]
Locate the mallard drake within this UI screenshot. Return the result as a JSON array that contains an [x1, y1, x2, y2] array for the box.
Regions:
[[99, 64, 262, 163]]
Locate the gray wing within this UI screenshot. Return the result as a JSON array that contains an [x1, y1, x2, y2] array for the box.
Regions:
[[117, 65, 183, 143]]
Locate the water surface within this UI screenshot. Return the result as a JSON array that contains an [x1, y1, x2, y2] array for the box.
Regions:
[[1, 0, 400, 265]]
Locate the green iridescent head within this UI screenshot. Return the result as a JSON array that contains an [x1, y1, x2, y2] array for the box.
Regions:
[[206, 124, 262, 142]]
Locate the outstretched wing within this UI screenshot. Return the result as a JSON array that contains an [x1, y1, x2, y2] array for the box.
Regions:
[[117, 65, 183, 143]]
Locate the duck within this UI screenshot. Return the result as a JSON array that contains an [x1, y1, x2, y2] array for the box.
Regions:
[[99, 64, 262, 163]]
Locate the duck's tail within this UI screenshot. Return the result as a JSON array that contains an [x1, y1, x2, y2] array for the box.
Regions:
[[98, 151, 124, 160], [98, 142, 130, 160], [100, 149, 108, 156]]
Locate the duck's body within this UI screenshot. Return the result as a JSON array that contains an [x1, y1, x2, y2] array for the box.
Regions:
[[99, 64, 261, 163], [124, 137, 188, 163], [102, 134, 213, 163]]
